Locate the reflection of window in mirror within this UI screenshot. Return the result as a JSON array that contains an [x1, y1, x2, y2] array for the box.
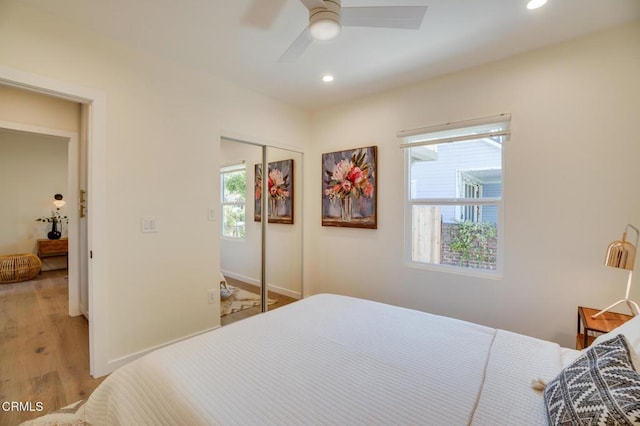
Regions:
[[220, 162, 246, 239]]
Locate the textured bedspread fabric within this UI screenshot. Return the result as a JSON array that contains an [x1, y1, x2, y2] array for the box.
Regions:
[[84, 294, 561, 425], [470, 330, 562, 425]]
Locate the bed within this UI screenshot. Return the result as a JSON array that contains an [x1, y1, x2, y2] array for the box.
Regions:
[[31, 294, 640, 425]]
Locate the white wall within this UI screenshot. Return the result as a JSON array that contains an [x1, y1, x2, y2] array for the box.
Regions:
[[0, 0, 310, 370], [306, 21, 640, 348], [0, 129, 69, 253]]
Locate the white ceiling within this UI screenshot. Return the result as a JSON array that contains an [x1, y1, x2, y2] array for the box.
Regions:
[[24, 0, 640, 110]]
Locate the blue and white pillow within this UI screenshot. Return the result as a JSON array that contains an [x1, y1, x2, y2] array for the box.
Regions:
[[544, 334, 640, 425]]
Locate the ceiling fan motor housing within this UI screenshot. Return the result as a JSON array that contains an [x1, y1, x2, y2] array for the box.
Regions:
[[309, 0, 342, 40]]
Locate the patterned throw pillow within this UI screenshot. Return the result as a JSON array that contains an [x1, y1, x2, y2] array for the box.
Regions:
[[544, 334, 640, 425]]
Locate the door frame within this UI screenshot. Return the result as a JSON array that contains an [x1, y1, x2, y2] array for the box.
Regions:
[[0, 65, 109, 377]]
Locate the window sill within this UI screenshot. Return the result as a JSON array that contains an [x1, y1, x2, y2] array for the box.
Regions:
[[221, 236, 246, 242], [404, 260, 503, 280]]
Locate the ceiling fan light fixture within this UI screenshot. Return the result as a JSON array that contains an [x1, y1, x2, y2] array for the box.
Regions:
[[526, 0, 548, 10], [308, 0, 341, 41], [309, 17, 341, 41]]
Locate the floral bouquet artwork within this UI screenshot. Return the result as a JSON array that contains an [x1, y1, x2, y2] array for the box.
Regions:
[[322, 146, 377, 229], [254, 159, 294, 224]]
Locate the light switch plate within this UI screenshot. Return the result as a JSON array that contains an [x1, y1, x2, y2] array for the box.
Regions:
[[207, 208, 216, 221], [141, 216, 159, 233], [208, 289, 217, 304]]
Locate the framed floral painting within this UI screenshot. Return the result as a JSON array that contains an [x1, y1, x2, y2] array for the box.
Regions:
[[322, 146, 377, 229], [254, 159, 294, 224]]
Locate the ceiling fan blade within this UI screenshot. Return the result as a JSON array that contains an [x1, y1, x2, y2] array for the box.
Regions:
[[242, 0, 287, 30], [342, 6, 428, 29], [279, 27, 314, 63], [300, 0, 327, 10]]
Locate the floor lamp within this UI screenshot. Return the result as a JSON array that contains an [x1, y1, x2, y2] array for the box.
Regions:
[[592, 224, 640, 318]]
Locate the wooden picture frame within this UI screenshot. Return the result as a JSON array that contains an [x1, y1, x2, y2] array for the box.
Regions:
[[254, 159, 294, 224], [322, 146, 377, 229]]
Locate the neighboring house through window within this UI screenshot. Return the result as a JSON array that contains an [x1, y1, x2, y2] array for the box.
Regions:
[[221, 162, 246, 239], [400, 114, 510, 273]]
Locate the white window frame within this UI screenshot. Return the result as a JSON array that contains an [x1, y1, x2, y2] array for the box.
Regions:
[[220, 162, 247, 239], [399, 114, 510, 277], [457, 171, 484, 222]]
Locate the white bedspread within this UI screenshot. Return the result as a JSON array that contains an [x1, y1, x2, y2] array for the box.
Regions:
[[84, 294, 563, 425]]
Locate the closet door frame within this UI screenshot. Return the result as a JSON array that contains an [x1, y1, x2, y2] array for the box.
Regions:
[[220, 136, 304, 312]]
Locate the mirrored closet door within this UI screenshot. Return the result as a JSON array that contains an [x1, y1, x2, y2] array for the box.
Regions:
[[263, 147, 303, 309], [219, 139, 303, 326]]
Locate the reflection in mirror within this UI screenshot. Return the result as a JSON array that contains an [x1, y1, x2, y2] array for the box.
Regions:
[[219, 139, 303, 326], [219, 138, 263, 325], [265, 147, 303, 306]]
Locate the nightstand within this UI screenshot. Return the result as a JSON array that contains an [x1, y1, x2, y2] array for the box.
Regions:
[[576, 306, 633, 349], [36, 238, 68, 271]]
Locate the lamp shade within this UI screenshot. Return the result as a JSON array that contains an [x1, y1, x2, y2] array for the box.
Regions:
[[53, 193, 66, 208], [605, 234, 636, 271]]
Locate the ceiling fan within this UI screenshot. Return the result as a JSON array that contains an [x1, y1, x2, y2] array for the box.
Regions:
[[279, 0, 428, 62]]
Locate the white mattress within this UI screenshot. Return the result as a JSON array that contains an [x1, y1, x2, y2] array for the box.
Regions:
[[84, 294, 563, 425]]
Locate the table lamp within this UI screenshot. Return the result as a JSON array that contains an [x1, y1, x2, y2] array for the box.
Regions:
[[592, 224, 639, 318]]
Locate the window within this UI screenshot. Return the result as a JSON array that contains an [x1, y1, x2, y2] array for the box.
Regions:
[[400, 114, 510, 273], [221, 163, 246, 238]]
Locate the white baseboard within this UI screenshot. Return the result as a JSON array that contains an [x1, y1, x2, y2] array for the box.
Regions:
[[267, 284, 301, 299], [100, 325, 220, 376], [222, 270, 260, 286], [221, 270, 301, 299]]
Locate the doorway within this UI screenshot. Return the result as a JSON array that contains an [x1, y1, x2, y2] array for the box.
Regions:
[[0, 101, 103, 423], [0, 65, 109, 377], [0, 122, 82, 316]]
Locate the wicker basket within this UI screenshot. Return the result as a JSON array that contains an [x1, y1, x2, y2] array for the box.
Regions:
[[0, 253, 42, 284]]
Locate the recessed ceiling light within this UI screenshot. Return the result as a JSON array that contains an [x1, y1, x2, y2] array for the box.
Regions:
[[527, 0, 548, 9], [322, 75, 334, 83]]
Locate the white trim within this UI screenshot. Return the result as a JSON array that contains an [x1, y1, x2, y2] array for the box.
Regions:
[[220, 161, 246, 173], [410, 198, 501, 205], [220, 131, 305, 154], [105, 325, 220, 372], [0, 121, 80, 316], [221, 270, 302, 299], [397, 113, 512, 140], [400, 130, 510, 148], [220, 164, 248, 239], [267, 283, 302, 300], [222, 270, 260, 286], [0, 65, 109, 377], [403, 259, 504, 280]]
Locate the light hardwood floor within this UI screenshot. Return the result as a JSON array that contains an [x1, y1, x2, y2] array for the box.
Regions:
[[0, 270, 106, 426], [220, 276, 298, 326]]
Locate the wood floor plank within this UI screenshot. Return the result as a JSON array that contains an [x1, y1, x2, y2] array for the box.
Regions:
[[27, 372, 66, 416], [0, 270, 105, 425]]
